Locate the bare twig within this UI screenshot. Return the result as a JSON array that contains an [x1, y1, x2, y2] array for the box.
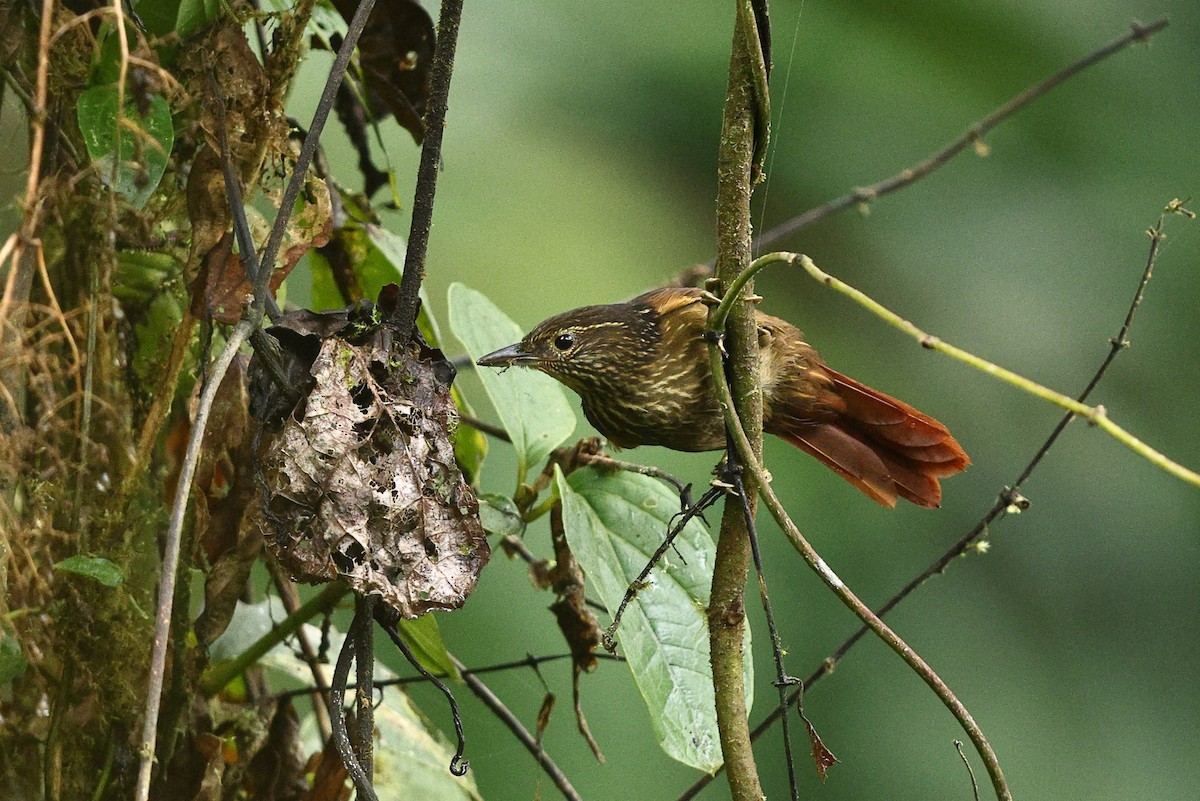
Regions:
[[330, 605, 379, 801], [378, 614, 470, 776], [449, 653, 584, 801], [389, 0, 467, 339], [602, 484, 723, 651], [267, 562, 333, 741], [730, 466, 800, 800], [956, 741, 982, 801], [199, 582, 350, 697], [276, 651, 625, 699], [795, 251, 1200, 487], [256, 0, 379, 322], [748, 18, 1169, 255], [134, 318, 254, 801], [459, 413, 511, 442]]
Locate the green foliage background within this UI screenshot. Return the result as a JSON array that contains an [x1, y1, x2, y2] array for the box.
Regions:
[[2, 0, 1189, 798], [287, 2, 1200, 799]]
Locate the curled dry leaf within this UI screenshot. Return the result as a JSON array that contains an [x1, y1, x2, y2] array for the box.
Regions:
[[253, 294, 490, 618]]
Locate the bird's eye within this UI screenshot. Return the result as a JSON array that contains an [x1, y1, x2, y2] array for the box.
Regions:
[[553, 332, 576, 351]]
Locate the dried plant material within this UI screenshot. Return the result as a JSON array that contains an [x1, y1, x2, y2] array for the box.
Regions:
[[546, 506, 605, 762], [255, 295, 490, 618], [243, 700, 309, 800], [801, 710, 838, 782], [327, 0, 435, 194]]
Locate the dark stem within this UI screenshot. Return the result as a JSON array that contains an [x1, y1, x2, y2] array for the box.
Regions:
[[730, 464, 800, 800], [329, 604, 379, 801], [256, 0, 380, 319], [389, 0, 467, 338], [378, 615, 470, 775], [448, 653, 585, 801], [354, 595, 377, 781]]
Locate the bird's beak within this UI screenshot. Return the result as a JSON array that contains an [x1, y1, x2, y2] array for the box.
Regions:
[[476, 343, 539, 368]]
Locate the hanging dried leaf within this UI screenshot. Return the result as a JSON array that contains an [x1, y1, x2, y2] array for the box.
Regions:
[[254, 292, 490, 618], [243, 700, 309, 800], [802, 710, 839, 782]]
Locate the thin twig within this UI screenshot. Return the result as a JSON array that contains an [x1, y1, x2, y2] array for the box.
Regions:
[[730, 466, 800, 800], [794, 252, 1200, 487], [748, 18, 1169, 256], [601, 484, 723, 652], [134, 318, 254, 801], [199, 582, 350, 697], [703, 329, 1011, 800], [378, 616, 469, 775], [276, 651, 625, 699], [267, 562, 333, 741], [448, 653, 584, 801], [389, 0, 466, 338], [459, 413, 511, 442], [956, 741, 982, 801], [576, 451, 693, 502], [330, 605, 379, 801], [255, 0, 379, 322]]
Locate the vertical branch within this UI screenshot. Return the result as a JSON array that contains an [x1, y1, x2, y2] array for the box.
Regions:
[[389, 0, 467, 339], [354, 595, 377, 781], [706, 2, 769, 800]]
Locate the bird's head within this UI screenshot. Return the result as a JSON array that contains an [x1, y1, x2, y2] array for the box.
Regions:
[[476, 299, 661, 397]]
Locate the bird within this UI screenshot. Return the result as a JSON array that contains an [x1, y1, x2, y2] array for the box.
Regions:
[[477, 286, 968, 508]]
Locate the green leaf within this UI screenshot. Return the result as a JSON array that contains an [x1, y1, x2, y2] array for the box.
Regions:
[[555, 465, 752, 773], [448, 283, 576, 479], [76, 86, 174, 209], [451, 386, 488, 484], [54, 555, 125, 588], [397, 614, 458, 680], [477, 493, 525, 538], [175, 0, 222, 38], [0, 635, 27, 685]]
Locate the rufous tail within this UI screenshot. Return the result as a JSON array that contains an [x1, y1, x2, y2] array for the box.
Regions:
[[768, 368, 969, 508]]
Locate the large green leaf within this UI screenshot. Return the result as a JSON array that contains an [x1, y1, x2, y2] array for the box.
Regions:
[[76, 86, 174, 209], [556, 466, 752, 772], [448, 284, 576, 481]]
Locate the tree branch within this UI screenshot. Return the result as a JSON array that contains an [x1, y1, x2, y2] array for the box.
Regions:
[[389, 0, 467, 338], [706, 2, 769, 799]]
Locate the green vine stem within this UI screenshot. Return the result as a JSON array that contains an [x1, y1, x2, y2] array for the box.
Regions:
[[703, 336, 1013, 801]]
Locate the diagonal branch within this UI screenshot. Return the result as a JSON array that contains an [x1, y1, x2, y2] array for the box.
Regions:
[[750, 18, 1169, 254]]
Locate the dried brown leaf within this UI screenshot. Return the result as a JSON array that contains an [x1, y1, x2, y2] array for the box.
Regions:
[[802, 710, 839, 783], [258, 303, 489, 617]]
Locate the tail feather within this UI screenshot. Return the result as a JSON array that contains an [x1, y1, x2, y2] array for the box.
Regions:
[[768, 368, 969, 508]]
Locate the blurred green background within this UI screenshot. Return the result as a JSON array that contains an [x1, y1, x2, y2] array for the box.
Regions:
[[291, 1, 1200, 799], [5, 0, 1191, 798]]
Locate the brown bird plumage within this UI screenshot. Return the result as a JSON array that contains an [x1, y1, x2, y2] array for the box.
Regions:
[[477, 287, 968, 508]]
